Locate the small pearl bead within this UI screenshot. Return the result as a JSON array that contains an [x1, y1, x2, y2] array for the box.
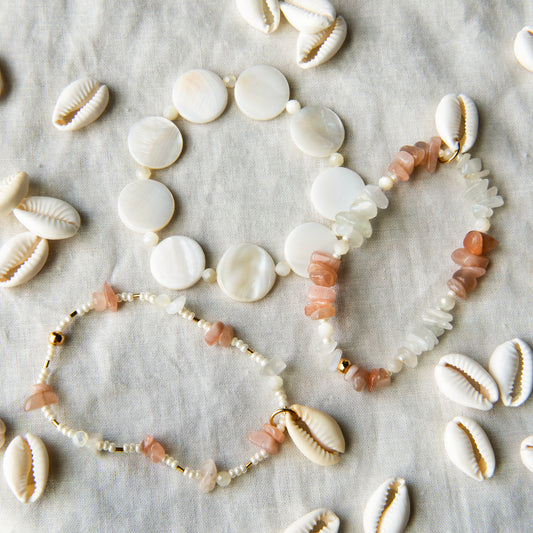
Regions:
[[135, 444, 142, 454], [135, 166, 151, 180], [155, 294, 171, 308], [163, 105, 179, 121], [239, 343, 249, 353], [223, 74, 236, 88], [387, 357, 403, 374], [202, 268, 217, 283], [103, 441, 110, 451], [379, 176, 394, 191], [217, 471, 232, 486], [333, 239, 350, 256], [260, 449, 268, 458], [72, 431, 89, 448], [328, 152, 344, 167], [439, 293, 456, 311], [109, 443, 116, 453], [285, 99, 301, 115], [317, 320, 334, 339], [474, 217, 490, 232], [275, 261, 291, 277], [148, 295, 156, 304], [143, 232, 159, 247]]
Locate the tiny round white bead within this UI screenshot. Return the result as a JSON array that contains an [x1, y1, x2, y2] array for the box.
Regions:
[[135, 444, 142, 454], [155, 294, 171, 308], [439, 293, 456, 311], [474, 217, 491, 232], [285, 99, 301, 115], [275, 261, 291, 277], [163, 104, 179, 121], [143, 232, 159, 247], [72, 431, 89, 448], [109, 443, 116, 453], [328, 152, 344, 167], [223, 75, 236, 88], [135, 166, 151, 180], [317, 320, 334, 339], [217, 471, 232, 486], [202, 268, 217, 283], [379, 175, 395, 191]]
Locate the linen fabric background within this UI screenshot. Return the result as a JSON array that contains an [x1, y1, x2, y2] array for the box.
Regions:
[[0, 1, 532, 531]]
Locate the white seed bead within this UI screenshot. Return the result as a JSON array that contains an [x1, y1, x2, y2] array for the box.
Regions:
[[239, 343, 249, 353], [187, 469, 195, 479], [328, 152, 344, 167], [235, 339, 244, 350], [285, 99, 301, 115], [197, 319, 206, 329], [183, 467, 191, 477], [143, 231, 159, 247], [333, 239, 350, 256], [171, 459, 179, 469], [439, 293, 456, 311], [135, 166, 151, 180], [155, 294, 171, 308], [96, 440, 104, 452], [61, 426, 70, 436], [275, 261, 291, 277], [474, 217, 490, 232], [379, 175, 395, 190], [135, 444, 142, 454], [163, 104, 179, 121], [260, 449, 269, 458], [223, 74, 236, 88], [251, 455, 259, 465], [217, 471, 232, 487], [108, 443, 116, 453], [202, 268, 217, 283], [148, 295, 156, 304], [317, 320, 334, 339]]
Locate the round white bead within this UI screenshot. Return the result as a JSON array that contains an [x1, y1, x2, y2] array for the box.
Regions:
[[135, 444, 142, 454], [163, 105, 179, 121], [72, 431, 89, 448], [285, 99, 301, 115], [143, 232, 159, 247], [318, 320, 334, 339], [379, 176, 394, 191], [474, 217, 490, 232], [135, 166, 152, 180], [223, 74, 236, 89], [333, 238, 350, 256], [328, 153, 344, 167], [275, 261, 291, 277], [217, 471, 232, 486], [202, 268, 217, 283], [439, 294, 456, 311]]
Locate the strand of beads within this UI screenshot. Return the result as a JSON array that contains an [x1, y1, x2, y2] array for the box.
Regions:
[[24, 282, 295, 492], [305, 93, 503, 391]]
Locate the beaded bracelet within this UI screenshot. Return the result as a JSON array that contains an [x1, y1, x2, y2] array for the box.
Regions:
[[24, 283, 346, 492]]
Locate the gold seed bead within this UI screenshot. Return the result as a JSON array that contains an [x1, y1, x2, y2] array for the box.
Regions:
[[49, 331, 65, 346], [337, 359, 351, 374]]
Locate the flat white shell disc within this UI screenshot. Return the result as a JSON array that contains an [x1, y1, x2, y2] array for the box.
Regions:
[[290, 105, 345, 157], [234, 65, 289, 121], [150, 236, 205, 290], [311, 167, 365, 220], [127, 116, 183, 169], [284, 222, 337, 277], [118, 180, 175, 233], [216, 243, 276, 302], [172, 69, 228, 124]]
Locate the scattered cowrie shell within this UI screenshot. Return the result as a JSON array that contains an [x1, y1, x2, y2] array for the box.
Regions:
[[434, 354, 499, 410], [435, 93, 478, 154], [444, 416, 495, 481], [13, 196, 81, 240], [280, 0, 336, 34], [520, 436, 533, 473], [489, 338, 533, 407], [296, 16, 347, 69], [3, 433, 49, 503], [0, 232, 49, 288], [283, 508, 340, 533], [236, 0, 281, 34], [514, 27, 533, 72], [0, 419, 6, 448], [285, 404, 345, 466], [0, 171, 29, 218], [363, 477, 410, 533], [52, 78, 109, 131]]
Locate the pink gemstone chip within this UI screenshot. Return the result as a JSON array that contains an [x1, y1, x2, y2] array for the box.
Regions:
[[247, 430, 279, 455], [141, 435, 165, 463], [104, 282, 118, 312], [310, 251, 340, 272], [388, 159, 410, 182], [451, 248, 490, 269], [24, 384, 58, 411], [401, 145, 426, 166], [218, 324, 234, 347], [263, 423, 285, 443], [310, 305, 335, 320], [396, 150, 415, 174], [426, 136, 441, 174], [92, 291, 107, 312], [205, 321, 224, 346], [307, 285, 336, 302], [308, 263, 337, 287]]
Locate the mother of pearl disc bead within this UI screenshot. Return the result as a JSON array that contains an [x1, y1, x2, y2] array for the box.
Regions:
[[284, 222, 338, 277], [118, 180, 175, 233], [311, 167, 365, 220], [172, 69, 228, 124], [150, 236, 205, 290], [127, 116, 183, 169], [216, 243, 276, 302], [234, 65, 290, 121], [290, 105, 345, 157]]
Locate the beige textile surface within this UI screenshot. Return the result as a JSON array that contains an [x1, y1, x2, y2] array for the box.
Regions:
[[0, 1, 532, 531]]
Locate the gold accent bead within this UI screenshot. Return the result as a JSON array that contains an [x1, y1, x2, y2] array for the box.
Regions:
[[245, 461, 253, 470], [49, 331, 65, 346], [246, 348, 254, 355], [337, 359, 351, 374]]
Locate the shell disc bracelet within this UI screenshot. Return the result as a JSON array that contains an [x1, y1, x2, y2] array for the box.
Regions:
[[24, 283, 346, 492]]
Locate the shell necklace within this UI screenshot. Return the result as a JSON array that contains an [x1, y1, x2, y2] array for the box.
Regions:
[[119, 66, 503, 390], [24, 282, 346, 493]]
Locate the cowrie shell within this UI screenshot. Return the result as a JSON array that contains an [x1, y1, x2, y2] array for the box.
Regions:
[[514, 27, 533, 72], [280, 0, 335, 33], [13, 196, 81, 240], [52, 78, 109, 131], [520, 436, 533, 473], [0, 172, 29, 217], [434, 354, 499, 410], [0, 232, 49, 288], [488, 338, 533, 407], [285, 404, 345, 466], [236, 0, 281, 34], [296, 16, 347, 69], [283, 508, 340, 533], [435, 93, 478, 154], [363, 477, 410, 533], [3, 433, 49, 503], [444, 416, 495, 481], [0, 418, 6, 449]]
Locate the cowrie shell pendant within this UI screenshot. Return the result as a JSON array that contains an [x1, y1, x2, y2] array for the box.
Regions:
[[283, 508, 340, 533]]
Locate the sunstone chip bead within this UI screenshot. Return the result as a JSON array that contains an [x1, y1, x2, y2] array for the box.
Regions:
[[141, 435, 165, 463], [427, 136, 442, 173], [451, 248, 490, 269], [308, 263, 337, 287], [401, 144, 426, 166], [463, 231, 499, 256]]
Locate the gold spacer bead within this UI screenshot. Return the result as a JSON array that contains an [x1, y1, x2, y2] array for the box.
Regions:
[[337, 359, 351, 374], [49, 331, 65, 346], [245, 461, 253, 470]]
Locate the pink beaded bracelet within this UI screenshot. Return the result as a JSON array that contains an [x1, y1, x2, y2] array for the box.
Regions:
[[25, 283, 346, 492]]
